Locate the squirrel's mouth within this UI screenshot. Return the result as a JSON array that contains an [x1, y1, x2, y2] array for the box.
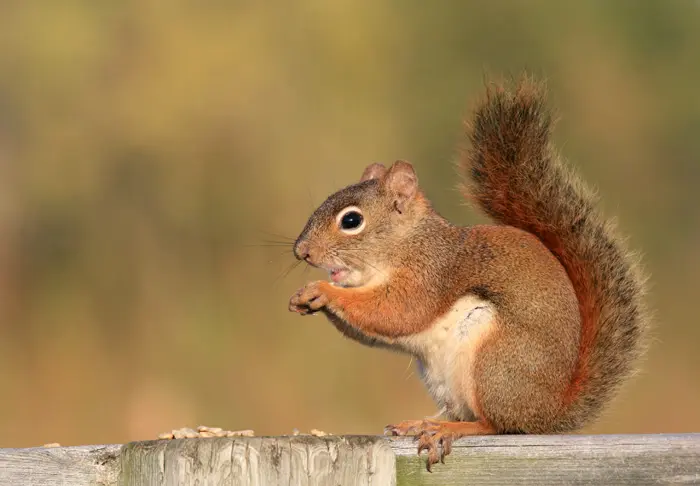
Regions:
[[328, 267, 349, 284]]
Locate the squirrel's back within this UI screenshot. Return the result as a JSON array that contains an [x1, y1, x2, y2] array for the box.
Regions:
[[460, 76, 649, 429]]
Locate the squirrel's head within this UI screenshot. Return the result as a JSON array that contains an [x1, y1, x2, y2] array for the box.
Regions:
[[293, 160, 429, 288]]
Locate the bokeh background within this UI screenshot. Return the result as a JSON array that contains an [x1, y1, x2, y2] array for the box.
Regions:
[[0, 1, 699, 448]]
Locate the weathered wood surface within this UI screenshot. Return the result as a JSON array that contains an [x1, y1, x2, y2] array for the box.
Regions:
[[0, 436, 395, 486], [0, 444, 121, 486], [0, 434, 699, 485], [119, 436, 394, 486], [393, 434, 700, 485]]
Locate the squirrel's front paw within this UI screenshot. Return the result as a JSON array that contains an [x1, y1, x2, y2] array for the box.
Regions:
[[289, 281, 330, 315]]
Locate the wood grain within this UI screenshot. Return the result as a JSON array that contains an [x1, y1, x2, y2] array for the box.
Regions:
[[120, 436, 395, 486], [1, 434, 699, 485], [391, 434, 700, 485], [0, 444, 121, 485]]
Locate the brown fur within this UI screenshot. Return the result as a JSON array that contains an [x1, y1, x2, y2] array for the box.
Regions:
[[460, 75, 649, 431], [289, 74, 649, 467]]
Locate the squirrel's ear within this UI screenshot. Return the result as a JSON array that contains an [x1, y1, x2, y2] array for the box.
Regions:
[[360, 163, 387, 182], [385, 160, 418, 214]]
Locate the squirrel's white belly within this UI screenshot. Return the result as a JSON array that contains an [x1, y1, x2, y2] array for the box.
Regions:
[[395, 294, 496, 421]]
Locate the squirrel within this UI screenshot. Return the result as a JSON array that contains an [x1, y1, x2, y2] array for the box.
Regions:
[[288, 75, 649, 471]]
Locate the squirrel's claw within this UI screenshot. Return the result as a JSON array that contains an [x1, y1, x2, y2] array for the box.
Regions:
[[415, 425, 452, 472], [417, 431, 447, 472], [384, 419, 429, 436], [418, 426, 456, 471], [289, 281, 329, 315], [384, 419, 450, 471], [385, 419, 490, 471]]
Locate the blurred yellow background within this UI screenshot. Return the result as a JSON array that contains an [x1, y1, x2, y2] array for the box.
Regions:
[[0, 1, 698, 448]]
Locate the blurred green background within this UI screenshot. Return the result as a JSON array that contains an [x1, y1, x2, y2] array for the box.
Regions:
[[0, 1, 698, 448]]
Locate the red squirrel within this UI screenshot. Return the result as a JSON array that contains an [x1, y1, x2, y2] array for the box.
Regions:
[[288, 75, 649, 470]]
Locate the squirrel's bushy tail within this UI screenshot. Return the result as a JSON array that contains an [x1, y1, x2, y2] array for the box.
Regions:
[[460, 75, 649, 429]]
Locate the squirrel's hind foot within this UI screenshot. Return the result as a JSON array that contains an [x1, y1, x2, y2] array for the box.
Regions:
[[385, 419, 495, 471]]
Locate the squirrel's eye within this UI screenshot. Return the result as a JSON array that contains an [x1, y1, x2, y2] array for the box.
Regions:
[[336, 206, 365, 235], [341, 211, 363, 230]]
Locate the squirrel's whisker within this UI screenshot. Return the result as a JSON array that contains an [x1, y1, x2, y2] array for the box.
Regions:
[[254, 229, 296, 241], [274, 259, 302, 285]]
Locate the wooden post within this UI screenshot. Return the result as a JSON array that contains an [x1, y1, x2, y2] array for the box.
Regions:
[[0, 434, 699, 485], [119, 436, 394, 486], [0, 436, 395, 486]]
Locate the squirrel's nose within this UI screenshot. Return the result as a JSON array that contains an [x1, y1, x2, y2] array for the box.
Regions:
[[294, 240, 310, 261]]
